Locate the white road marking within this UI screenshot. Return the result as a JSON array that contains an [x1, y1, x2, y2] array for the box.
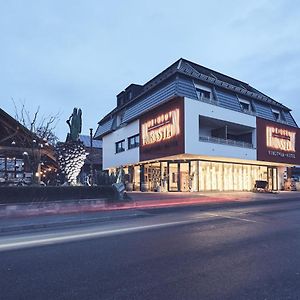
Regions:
[[205, 213, 258, 223], [0, 211, 260, 252]]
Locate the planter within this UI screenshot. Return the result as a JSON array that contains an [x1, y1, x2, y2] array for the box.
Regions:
[[141, 182, 148, 192], [126, 183, 133, 191]]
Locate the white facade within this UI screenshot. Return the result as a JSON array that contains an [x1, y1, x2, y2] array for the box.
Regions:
[[184, 97, 257, 161], [103, 120, 139, 169], [103, 98, 259, 169]]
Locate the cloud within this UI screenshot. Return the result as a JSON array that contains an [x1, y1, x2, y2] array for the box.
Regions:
[[0, 0, 300, 138]]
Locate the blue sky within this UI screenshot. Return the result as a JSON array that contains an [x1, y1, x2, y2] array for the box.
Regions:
[[1, 0, 299, 140]]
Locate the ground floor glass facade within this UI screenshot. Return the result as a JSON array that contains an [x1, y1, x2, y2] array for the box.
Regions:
[[121, 160, 278, 192]]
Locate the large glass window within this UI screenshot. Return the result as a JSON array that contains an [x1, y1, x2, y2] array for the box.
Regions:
[[180, 163, 189, 192], [214, 162, 223, 191], [136, 160, 275, 192], [225, 163, 233, 191], [132, 166, 140, 191], [144, 162, 161, 192], [169, 163, 179, 192], [6, 158, 15, 171], [197, 161, 271, 192], [272, 168, 278, 191], [190, 161, 199, 192], [15, 159, 23, 172], [161, 162, 168, 192], [243, 165, 252, 191], [0, 158, 5, 171], [199, 162, 212, 191]]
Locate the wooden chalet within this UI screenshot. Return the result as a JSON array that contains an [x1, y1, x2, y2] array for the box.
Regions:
[[0, 108, 58, 185]]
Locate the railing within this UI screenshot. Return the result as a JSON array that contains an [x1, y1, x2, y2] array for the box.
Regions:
[[199, 135, 255, 149]]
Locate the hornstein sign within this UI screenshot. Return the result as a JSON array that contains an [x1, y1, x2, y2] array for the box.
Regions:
[[257, 118, 300, 165], [141, 109, 180, 146], [140, 97, 184, 161]]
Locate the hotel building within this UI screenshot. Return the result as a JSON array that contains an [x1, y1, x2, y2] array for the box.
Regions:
[[95, 59, 300, 192]]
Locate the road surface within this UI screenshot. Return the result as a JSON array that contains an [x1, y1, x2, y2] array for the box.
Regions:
[[2, 198, 300, 299]]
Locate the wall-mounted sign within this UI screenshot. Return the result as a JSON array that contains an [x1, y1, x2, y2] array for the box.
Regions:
[[141, 109, 180, 146], [257, 118, 300, 165], [140, 97, 184, 161], [266, 127, 296, 152]]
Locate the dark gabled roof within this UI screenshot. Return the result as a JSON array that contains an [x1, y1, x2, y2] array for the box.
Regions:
[[97, 60, 180, 125], [79, 135, 102, 148], [0, 107, 38, 143], [97, 58, 292, 127], [0, 107, 57, 162], [178, 59, 289, 110]]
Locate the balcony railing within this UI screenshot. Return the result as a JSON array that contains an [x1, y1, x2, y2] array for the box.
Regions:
[[199, 136, 255, 149]]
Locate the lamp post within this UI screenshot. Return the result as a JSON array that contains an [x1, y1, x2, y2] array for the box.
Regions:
[[89, 128, 94, 186], [32, 139, 41, 184]]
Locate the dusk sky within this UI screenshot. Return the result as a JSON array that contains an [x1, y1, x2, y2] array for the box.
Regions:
[[1, 0, 299, 140]]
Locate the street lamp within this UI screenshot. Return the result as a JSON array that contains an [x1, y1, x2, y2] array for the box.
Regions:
[[32, 139, 45, 185]]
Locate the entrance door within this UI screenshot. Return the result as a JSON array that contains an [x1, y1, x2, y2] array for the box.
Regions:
[[268, 167, 278, 191], [168, 163, 179, 191]]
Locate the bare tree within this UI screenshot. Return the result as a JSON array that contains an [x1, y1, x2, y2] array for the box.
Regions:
[[12, 98, 60, 145], [11, 99, 61, 184]]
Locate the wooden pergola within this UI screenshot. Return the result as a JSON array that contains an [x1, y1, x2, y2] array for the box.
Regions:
[[0, 108, 58, 184]]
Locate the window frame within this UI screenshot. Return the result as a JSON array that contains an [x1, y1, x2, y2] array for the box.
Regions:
[[194, 84, 212, 101], [115, 139, 125, 153], [128, 134, 140, 150], [239, 98, 251, 112], [272, 109, 281, 121], [196, 88, 211, 100]]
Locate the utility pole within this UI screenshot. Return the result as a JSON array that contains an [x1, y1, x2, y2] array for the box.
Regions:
[[89, 128, 94, 186]]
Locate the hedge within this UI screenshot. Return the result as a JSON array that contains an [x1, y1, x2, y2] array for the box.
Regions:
[[0, 186, 116, 204]]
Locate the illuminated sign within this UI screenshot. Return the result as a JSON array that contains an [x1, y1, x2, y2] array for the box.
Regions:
[[266, 126, 296, 152], [141, 109, 180, 146], [257, 118, 300, 164]]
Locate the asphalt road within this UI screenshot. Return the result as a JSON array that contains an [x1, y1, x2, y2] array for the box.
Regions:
[[2, 198, 300, 299]]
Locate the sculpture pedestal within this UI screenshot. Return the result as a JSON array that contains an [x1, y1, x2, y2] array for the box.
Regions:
[[56, 141, 87, 186]]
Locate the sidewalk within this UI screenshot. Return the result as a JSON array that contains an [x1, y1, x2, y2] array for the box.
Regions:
[[127, 191, 300, 207], [1, 191, 300, 234]]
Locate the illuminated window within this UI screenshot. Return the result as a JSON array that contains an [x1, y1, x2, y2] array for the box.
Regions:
[[128, 134, 139, 149], [0, 158, 5, 171], [115, 140, 125, 153]]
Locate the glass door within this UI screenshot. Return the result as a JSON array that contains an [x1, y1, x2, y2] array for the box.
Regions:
[[180, 162, 190, 192], [168, 163, 179, 192], [268, 167, 278, 191]]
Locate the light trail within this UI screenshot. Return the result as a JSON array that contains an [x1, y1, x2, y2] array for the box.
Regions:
[[0, 215, 216, 252]]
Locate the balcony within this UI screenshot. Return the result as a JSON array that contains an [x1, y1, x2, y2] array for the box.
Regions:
[[199, 135, 255, 149]]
